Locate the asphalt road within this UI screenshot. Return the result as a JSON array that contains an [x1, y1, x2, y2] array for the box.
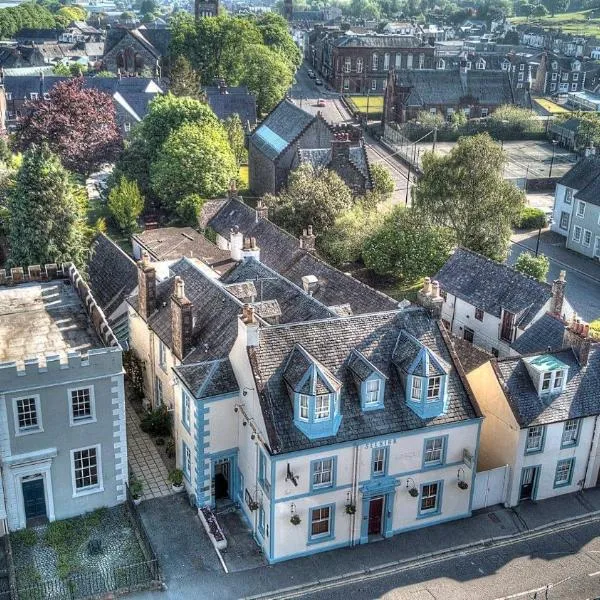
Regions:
[[292, 518, 600, 600]]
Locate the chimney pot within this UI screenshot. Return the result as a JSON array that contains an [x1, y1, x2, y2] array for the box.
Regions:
[[171, 275, 193, 360], [422, 277, 432, 295], [431, 280, 440, 298], [563, 319, 593, 367]]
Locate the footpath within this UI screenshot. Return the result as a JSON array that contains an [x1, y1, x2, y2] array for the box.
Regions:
[[132, 488, 600, 600]]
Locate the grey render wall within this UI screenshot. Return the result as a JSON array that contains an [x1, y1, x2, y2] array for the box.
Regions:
[[566, 201, 600, 258], [0, 348, 126, 528]]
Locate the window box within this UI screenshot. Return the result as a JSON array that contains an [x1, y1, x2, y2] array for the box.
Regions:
[[199, 506, 227, 550]]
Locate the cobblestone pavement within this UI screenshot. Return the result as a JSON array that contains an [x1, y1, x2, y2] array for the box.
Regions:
[[126, 403, 174, 501]]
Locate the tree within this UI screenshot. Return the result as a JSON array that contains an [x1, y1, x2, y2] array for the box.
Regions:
[[532, 4, 549, 16], [255, 12, 302, 68], [55, 5, 87, 24], [489, 105, 539, 134], [264, 164, 354, 236], [414, 133, 524, 261], [169, 56, 202, 99], [363, 207, 455, 281], [416, 110, 445, 129], [590, 319, 600, 340], [369, 164, 395, 200], [224, 113, 247, 168], [15, 78, 122, 175], [542, 0, 568, 15], [139, 0, 158, 14], [108, 176, 144, 234], [8, 145, 86, 267], [151, 121, 237, 211], [514, 252, 550, 282]]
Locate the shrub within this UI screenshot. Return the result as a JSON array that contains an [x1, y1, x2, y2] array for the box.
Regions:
[[11, 528, 37, 547], [169, 468, 183, 487], [140, 405, 172, 437], [514, 252, 550, 282], [590, 319, 600, 339], [514, 206, 547, 230]]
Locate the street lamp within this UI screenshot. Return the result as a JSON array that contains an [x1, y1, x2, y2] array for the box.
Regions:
[[535, 216, 553, 257], [549, 139, 559, 178]]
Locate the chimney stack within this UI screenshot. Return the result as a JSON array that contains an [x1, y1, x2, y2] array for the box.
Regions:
[[230, 226, 243, 261], [239, 303, 259, 347], [137, 251, 156, 321], [300, 225, 316, 252], [585, 143, 596, 157], [331, 132, 351, 164], [551, 270, 566, 317], [416, 278, 444, 319], [256, 199, 269, 221], [171, 276, 193, 361], [240, 236, 260, 261], [228, 179, 238, 200], [301, 274, 319, 296], [563, 315, 593, 367]]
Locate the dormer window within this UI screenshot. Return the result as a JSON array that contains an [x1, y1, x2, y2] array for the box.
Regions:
[[347, 349, 386, 412], [299, 395, 309, 421], [411, 377, 422, 401], [365, 380, 380, 405], [524, 355, 569, 397], [315, 394, 330, 420]]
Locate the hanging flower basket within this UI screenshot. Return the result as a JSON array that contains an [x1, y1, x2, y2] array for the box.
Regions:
[[290, 514, 301, 526], [345, 504, 356, 515], [248, 500, 259, 511], [408, 487, 419, 498], [458, 480, 469, 490]]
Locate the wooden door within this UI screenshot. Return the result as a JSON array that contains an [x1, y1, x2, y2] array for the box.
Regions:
[[368, 496, 384, 535]]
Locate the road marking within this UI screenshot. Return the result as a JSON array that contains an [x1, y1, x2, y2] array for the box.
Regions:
[[494, 586, 547, 600], [588, 571, 600, 577]]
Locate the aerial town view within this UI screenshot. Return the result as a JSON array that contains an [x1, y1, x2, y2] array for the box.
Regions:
[[0, 0, 599, 597]]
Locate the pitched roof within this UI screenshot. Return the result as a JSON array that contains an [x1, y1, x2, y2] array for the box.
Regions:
[[495, 348, 600, 427], [87, 233, 137, 319], [434, 247, 552, 328], [207, 198, 399, 315], [298, 145, 371, 181], [174, 359, 238, 400], [104, 27, 171, 57], [511, 312, 567, 355], [250, 308, 479, 454], [249, 99, 314, 160], [559, 156, 600, 194], [205, 86, 257, 127], [334, 34, 423, 48]]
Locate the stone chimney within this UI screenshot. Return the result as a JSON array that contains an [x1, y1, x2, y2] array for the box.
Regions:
[[240, 236, 260, 261], [137, 251, 156, 321], [302, 274, 319, 295], [230, 226, 243, 261], [563, 315, 593, 367], [239, 303, 259, 347], [551, 270, 566, 317], [331, 132, 351, 164], [171, 276, 193, 361], [300, 225, 316, 252], [256, 199, 269, 221], [416, 277, 444, 319]]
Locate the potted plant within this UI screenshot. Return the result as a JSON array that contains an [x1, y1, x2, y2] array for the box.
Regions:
[[290, 514, 301, 526], [408, 487, 419, 498], [406, 477, 418, 497], [169, 468, 184, 491], [345, 503, 356, 515], [458, 480, 469, 490], [130, 478, 144, 505]]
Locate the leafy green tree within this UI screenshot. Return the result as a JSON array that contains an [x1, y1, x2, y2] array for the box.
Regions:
[[414, 133, 524, 261], [264, 164, 353, 236], [542, 0, 568, 15], [56, 5, 87, 23], [53, 63, 71, 76], [363, 207, 455, 281], [224, 113, 247, 168], [489, 105, 538, 134], [416, 110, 445, 129], [514, 252, 550, 282], [139, 0, 158, 14], [169, 56, 202, 99], [176, 193, 204, 224], [532, 4, 549, 16], [369, 164, 395, 200], [8, 145, 86, 267], [255, 12, 302, 67], [108, 176, 144, 234], [151, 122, 237, 212], [590, 319, 600, 340]]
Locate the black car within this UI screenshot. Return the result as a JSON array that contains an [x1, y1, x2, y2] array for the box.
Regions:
[[315, 78, 323, 86]]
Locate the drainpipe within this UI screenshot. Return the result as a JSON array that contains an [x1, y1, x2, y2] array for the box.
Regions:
[[350, 443, 360, 545], [582, 415, 599, 490]]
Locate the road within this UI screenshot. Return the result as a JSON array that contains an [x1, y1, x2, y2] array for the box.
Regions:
[[289, 518, 600, 600]]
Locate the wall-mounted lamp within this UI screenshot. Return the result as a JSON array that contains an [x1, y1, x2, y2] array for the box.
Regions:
[[242, 387, 254, 397]]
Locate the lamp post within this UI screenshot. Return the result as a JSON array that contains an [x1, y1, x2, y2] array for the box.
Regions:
[[535, 216, 553, 257], [549, 139, 559, 178]]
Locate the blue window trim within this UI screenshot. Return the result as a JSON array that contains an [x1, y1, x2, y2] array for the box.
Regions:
[[417, 480, 443, 519], [361, 375, 385, 412], [259, 450, 271, 495], [181, 390, 191, 434], [422, 435, 448, 469], [310, 456, 337, 492], [524, 425, 546, 455], [554, 458, 575, 488], [182, 440, 191, 481], [307, 503, 336, 544], [371, 447, 388, 478], [560, 419, 581, 449]]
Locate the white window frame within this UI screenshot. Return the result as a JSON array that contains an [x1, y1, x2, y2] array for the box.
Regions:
[[573, 72, 579, 81], [395, 54, 401, 68], [526, 426, 544, 452], [420, 482, 439, 513], [565, 189, 573, 204], [182, 390, 191, 429], [344, 57, 351, 73], [29, 92, 38, 100], [424, 437, 444, 465], [561, 419, 579, 446], [411, 377, 422, 401], [372, 447, 386, 475], [356, 57, 363, 73], [310, 506, 331, 538], [312, 458, 333, 488], [68, 386, 96, 427], [562, 72, 569, 82], [583, 229, 592, 247], [551, 73, 558, 81], [372, 53, 378, 70], [573, 225, 582, 242], [571, 83, 578, 91], [554, 459, 573, 486], [371, 79, 377, 91], [70, 444, 103, 497], [343, 78, 349, 91], [481, 108, 489, 117], [365, 379, 380, 405], [383, 53, 390, 70], [158, 339, 167, 371], [124, 121, 131, 133], [183, 442, 192, 478], [315, 394, 331, 421], [427, 376, 441, 401], [13, 395, 43, 436], [299, 394, 309, 421]]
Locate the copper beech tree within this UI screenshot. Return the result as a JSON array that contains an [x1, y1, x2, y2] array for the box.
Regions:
[[15, 77, 123, 175]]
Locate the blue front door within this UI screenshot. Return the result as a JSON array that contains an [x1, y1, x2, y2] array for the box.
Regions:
[[22, 478, 46, 520]]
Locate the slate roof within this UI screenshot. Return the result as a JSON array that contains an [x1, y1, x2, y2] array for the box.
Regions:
[[559, 156, 600, 193], [250, 99, 314, 160], [511, 313, 567, 355], [297, 145, 371, 181], [434, 247, 552, 328], [207, 198, 399, 315], [334, 34, 422, 48], [249, 307, 479, 454], [174, 359, 238, 400], [87, 233, 137, 318], [205, 86, 257, 127], [495, 348, 600, 427], [394, 68, 514, 107], [104, 27, 171, 57]]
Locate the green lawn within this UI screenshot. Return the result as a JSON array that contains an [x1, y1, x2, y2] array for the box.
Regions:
[[347, 95, 384, 119], [533, 98, 571, 115], [510, 9, 600, 35]]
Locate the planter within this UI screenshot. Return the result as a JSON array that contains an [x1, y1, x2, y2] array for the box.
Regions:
[[290, 514, 301, 526], [171, 483, 183, 493], [408, 487, 419, 498], [458, 480, 469, 490], [199, 507, 227, 551], [345, 504, 356, 515], [132, 496, 142, 506]]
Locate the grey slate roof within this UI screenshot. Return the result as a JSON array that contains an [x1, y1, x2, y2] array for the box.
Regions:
[[559, 156, 600, 201], [205, 86, 257, 127], [174, 359, 238, 400], [207, 198, 399, 315], [335, 34, 422, 48], [511, 313, 567, 355], [104, 27, 170, 57], [297, 145, 371, 180], [434, 247, 552, 328], [250, 307, 479, 454], [495, 348, 600, 427], [395, 68, 514, 107], [87, 233, 137, 318], [249, 99, 314, 160]]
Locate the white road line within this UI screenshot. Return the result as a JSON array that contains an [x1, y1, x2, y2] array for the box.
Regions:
[[588, 571, 600, 577], [494, 587, 547, 600]]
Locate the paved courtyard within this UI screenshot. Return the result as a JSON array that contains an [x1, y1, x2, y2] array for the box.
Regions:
[[126, 403, 174, 501]]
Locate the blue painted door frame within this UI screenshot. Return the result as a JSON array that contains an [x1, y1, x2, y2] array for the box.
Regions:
[[359, 487, 396, 543], [209, 449, 239, 508]]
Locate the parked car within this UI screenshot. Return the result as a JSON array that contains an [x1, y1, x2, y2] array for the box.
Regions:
[[308, 70, 316, 79], [316, 98, 326, 107], [315, 78, 323, 86]]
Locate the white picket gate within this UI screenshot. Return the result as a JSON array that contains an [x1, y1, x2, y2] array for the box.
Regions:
[[472, 465, 509, 510]]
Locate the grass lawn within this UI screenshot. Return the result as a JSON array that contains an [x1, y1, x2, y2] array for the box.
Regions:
[[533, 98, 572, 115], [510, 9, 600, 35], [237, 165, 249, 195], [347, 95, 384, 119]]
